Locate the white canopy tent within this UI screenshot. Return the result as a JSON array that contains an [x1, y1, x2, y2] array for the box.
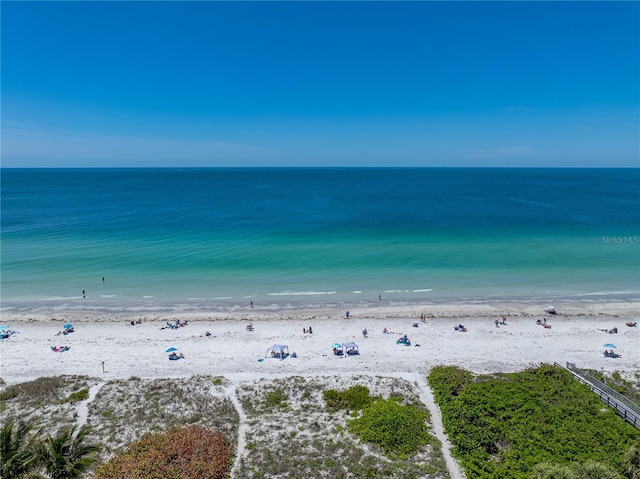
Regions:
[[266, 344, 289, 359], [343, 342, 359, 356]]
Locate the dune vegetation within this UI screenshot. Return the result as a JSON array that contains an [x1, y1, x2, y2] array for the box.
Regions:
[[428, 364, 640, 479]]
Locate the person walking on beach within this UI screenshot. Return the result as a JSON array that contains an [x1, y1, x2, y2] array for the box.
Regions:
[[82, 290, 86, 299], [379, 293, 382, 301], [250, 301, 254, 309]]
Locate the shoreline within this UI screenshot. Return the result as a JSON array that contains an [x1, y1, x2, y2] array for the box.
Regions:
[[2, 294, 638, 319], [1, 299, 638, 386]]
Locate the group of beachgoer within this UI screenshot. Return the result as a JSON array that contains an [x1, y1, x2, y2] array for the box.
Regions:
[[536, 318, 552, 329], [603, 349, 621, 358], [494, 316, 508, 327], [51, 345, 70, 353], [163, 320, 188, 330], [0, 329, 18, 340], [168, 351, 184, 360], [55, 326, 75, 336], [303, 326, 313, 334]]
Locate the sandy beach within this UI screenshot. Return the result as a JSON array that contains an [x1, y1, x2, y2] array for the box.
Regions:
[[1, 300, 638, 385]]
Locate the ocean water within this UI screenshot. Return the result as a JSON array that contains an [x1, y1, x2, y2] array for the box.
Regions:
[[1, 168, 638, 313]]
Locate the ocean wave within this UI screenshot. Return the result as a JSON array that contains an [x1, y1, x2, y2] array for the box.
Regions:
[[268, 291, 336, 296], [571, 290, 640, 297]]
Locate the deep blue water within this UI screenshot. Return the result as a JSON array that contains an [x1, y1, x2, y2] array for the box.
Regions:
[[1, 168, 638, 312]]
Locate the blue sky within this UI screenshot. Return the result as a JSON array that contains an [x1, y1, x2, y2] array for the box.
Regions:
[[2, 1, 638, 167]]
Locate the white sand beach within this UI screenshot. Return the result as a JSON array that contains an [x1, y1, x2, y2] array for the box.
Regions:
[[1, 301, 638, 385]]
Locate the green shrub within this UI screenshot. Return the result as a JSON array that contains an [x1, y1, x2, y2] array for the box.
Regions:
[[0, 387, 18, 401], [264, 388, 288, 408], [428, 364, 640, 478], [349, 399, 432, 459], [427, 365, 473, 401], [323, 385, 376, 412], [65, 388, 89, 403]]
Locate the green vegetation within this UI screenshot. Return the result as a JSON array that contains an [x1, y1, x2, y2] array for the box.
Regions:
[[0, 422, 99, 479], [621, 445, 640, 479], [1, 421, 35, 478], [584, 370, 640, 406], [235, 376, 448, 478], [264, 388, 288, 409], [349, 398, 433, 459], [65, 389, 89, 404], [323, 385, 433, 459], [532, 461, 619, 479], [323, 385, 377, 412], [428, 364, 640, 478], [1, 376, 97, 433]]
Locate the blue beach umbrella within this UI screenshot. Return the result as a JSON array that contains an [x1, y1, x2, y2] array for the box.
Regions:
[[0, 325, 9, 330], [332, 343, 342, 349], [166, 347, 178, 352], [603, 343, 617, 348], [64, 323, 73, 329]]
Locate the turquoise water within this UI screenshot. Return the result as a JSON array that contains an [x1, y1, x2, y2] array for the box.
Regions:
[[1, 168, 638, 312]]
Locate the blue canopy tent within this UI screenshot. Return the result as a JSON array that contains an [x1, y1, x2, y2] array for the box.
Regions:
[[266, 344, 289, 359], [343, 342, 360, 356]]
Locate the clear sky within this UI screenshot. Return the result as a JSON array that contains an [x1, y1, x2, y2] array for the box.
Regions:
[[2, 1, 638, 167]]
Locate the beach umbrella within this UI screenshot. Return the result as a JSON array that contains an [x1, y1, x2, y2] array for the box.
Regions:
[[64, 323, 73, 329], [331, 343, 342, 349], [0, 325, 9, 330], [603, 343, 617, 348], [166, 347, 178, 352]]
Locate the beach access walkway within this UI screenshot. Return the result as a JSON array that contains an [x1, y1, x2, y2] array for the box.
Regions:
[[557, 362, 640, 430]]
